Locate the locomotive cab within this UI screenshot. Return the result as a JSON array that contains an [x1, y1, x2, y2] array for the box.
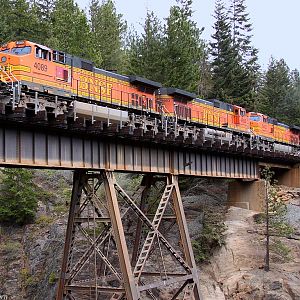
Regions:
[[248, 112, 274, 138], [233, 105, 249, 131], [156, 88, 195, 120], [0, 40, 72, 97], [290, 125, 300, 145]]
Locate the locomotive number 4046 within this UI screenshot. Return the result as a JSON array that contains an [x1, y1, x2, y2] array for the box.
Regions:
[[34, 62, 47, 72]]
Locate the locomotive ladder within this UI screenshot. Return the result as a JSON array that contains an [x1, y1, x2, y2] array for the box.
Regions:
[[0, 65, 21, 107]]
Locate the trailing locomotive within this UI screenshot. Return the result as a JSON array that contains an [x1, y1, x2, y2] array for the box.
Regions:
[[0, 40, 299, 155]]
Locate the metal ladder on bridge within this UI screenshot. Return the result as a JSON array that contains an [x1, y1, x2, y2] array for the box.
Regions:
[[133, 184, 174, 281], [114, 182, 191, 274]]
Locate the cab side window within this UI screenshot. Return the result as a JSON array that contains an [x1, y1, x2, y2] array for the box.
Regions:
[[53, 50, 66, 64], [35, 47, 51, 60]]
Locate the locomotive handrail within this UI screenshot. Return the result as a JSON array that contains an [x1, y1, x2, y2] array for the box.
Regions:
[[0, 66, 21, 109]]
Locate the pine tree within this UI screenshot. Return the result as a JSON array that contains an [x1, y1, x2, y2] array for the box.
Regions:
[[0, 168, 38, 225], [0, 0, 12, 44], [32, 0, 54, 18], [198, 47, 213, 99], [210, 0, 237, 100], [0, 0, 40, 43], [229, 0, 259, 108], [258, 57, 291, 122], [164, 0, 204, 92], [49, 0, 93, 60], [286, 69, 300, 125], [126, 11, 165, 83], [89, 0, 126, 70], [30, 0, 55, 44]]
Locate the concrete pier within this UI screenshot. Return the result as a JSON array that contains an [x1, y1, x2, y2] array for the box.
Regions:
[[227, 179, 266, 211], [277, 164, 300, 188]]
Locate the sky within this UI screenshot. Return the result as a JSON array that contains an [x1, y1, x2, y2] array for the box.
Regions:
[[77, 0, 300, 71]]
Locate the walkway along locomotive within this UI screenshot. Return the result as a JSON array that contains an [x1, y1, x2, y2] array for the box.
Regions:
[[0, 40, 299, 157]]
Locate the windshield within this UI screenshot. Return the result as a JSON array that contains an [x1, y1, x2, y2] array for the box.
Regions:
[[11, 46, 31, 55], [250, 115, 261, 122], [0, 49, 10, 53]]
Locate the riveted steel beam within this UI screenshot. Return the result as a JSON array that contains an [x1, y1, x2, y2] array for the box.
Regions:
[[0, 126, 258, 179]]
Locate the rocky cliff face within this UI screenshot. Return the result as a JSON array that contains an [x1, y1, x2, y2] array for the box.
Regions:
[[204, 207, 300, 300], [0, 170, 71, 299], [0, 173, 299, 300]]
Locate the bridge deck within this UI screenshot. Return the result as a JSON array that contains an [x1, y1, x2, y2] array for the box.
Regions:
[[0, 120, 258, 179]]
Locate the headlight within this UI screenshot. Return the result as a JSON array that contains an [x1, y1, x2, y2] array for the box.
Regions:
[[1, 56, 7, 63]]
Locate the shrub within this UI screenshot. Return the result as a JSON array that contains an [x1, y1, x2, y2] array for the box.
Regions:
[[35, 214, 53, 226], [0, 168, 39, 225], [261, 167, 295, 267], [193, 207, 227, 263], [20, 268, 37, 287], [270, 240, 291, 261], [48, 272, 57, 285]]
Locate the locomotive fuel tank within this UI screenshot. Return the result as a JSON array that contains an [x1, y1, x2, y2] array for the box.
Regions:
[[72, 100, 129, 123]]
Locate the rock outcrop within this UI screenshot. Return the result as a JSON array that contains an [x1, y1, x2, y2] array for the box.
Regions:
[[0, 174, 299, 299]]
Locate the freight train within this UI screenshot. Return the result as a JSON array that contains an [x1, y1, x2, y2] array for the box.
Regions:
[[0, 40, 299, 155]]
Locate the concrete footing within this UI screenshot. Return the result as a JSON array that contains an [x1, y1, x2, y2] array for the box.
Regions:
[[227, 179, 266, 212], [277, 164, 300, 188]]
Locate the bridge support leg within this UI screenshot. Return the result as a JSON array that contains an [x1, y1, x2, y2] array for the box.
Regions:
[[227, 179, 266, 211], [56, 170, 85, 300], [103, 171, 139, 300], [57, 171, 201, 299], [171, 175, 201, 300]]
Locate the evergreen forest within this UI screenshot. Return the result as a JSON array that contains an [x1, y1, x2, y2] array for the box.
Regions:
[[0, 0, 299, 126]]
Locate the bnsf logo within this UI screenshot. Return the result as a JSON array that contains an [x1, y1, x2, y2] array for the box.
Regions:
[[34, 62, 47, 72]]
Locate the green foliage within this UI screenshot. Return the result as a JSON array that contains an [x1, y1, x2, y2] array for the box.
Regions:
[[163, 0, 205, 92], [127, 0, 205, 93], [30, 0, 55, 44], [179, 177, 193, 191], [258, 61, 300, 126], [0, 0, 41, 44], [35, 214, 54, 226], [192, 207, 227, 263], [48, 0, 93, 60], [261, 167, 294, 237], [261, 167, 294, 265], [210, 0, 259, 109], [85, 224, 104, 237], [48, 271, 57, 284], [0, 0, 13, 44], [0, 241, 22, 261], [89, 0, 127, 69], [0, 240, 22, 252], [126, 11, 165, 83], [258, 58, 292, 122], [229, 0, 259, 108], [0, 168, 39, 225], [210, 0, 237, 100], [286, 70, 300, 125], [20, 267, 37, 287], [270, 239, 291, 261]]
